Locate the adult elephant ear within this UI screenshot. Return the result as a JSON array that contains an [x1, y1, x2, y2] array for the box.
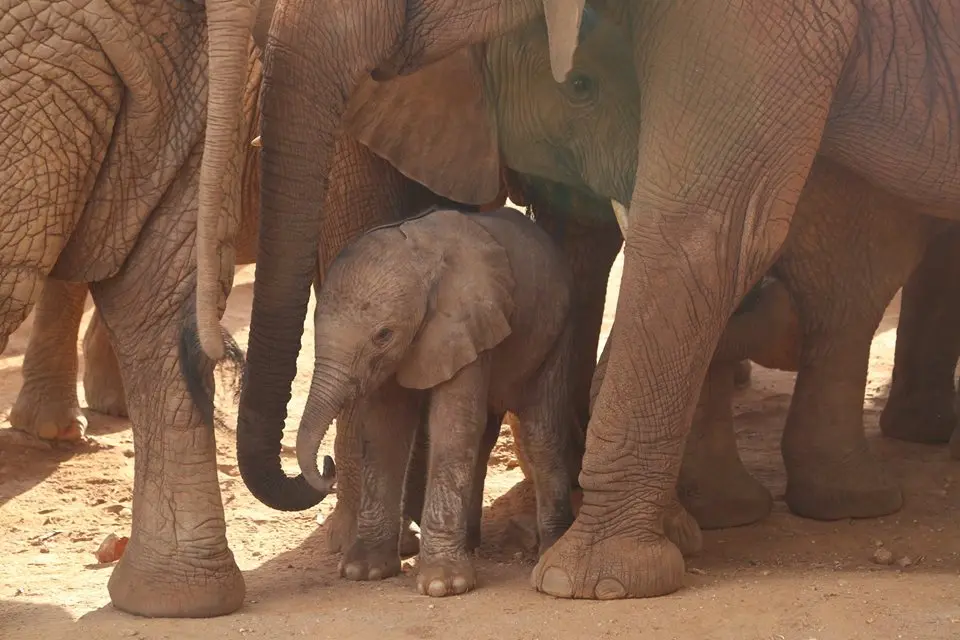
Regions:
[[342, 47, 502, 206], [544, 0, 586, 81]]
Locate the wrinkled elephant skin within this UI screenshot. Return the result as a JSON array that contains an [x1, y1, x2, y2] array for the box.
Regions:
[[528, 2, 960, 600], [1, 0, 267, 617]]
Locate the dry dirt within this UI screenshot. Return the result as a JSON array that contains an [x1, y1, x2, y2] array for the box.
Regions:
[[2, 256, 960, 640]]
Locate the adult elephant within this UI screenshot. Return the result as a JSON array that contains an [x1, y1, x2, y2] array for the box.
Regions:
[[198, 0, 960, 601], [0, 0, 269, 617]]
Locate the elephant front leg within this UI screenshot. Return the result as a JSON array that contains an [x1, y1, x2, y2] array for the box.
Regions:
[[416, 361, 491, 597], [11, 279, 88, 441], [880, 231, 960, 449], [340, 380, 421, 581], [325, 399, 421, 557], [678, 361, 772, 529]]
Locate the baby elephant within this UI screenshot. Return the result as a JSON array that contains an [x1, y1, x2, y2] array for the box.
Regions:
[[296, 207, 576, 597]]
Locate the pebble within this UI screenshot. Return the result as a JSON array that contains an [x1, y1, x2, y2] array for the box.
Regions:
[[871, 548, 895, 565]]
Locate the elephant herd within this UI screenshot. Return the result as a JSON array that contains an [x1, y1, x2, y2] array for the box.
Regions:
[[3, 0, 960, 620]]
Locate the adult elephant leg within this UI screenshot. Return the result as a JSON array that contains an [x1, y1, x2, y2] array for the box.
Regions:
[[776, 162, 934, 520], [591, 338, 702, 557], [522, 176, 623, 484], [532, 2, 855, 599], [82, 309, 128, 418], [880, 229, 960, 447], [677, 361, 772, 529], [11, 280, 89, 441], [92, 166, 243, 618]]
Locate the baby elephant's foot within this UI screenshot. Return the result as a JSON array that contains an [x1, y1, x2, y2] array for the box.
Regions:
[[416, 553, 476, 597], [339, 540, 401, 581]]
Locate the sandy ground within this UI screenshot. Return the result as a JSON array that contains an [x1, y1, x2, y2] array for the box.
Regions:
[[2, 256, 960, 640]]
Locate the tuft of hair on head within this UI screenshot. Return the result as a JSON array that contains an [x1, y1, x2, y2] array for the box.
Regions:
[[179, 315, 246, 431]]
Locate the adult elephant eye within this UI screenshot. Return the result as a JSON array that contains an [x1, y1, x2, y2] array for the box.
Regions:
[[373, 327, 394, 346], [566, 72, 597, 103]]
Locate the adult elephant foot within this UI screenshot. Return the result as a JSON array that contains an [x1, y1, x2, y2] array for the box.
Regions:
[[879, 387, 956, 444], [531, 525, 684, 599], [679, 469, 772, 530], [662, 500, 702, 556], [416, 553, 476, 598], [783, 443, 902, 520], [339, 539, 402, 581], [108, 538, 244, 618], [82, 310, 129, 418], [11, 279, 90, 442]]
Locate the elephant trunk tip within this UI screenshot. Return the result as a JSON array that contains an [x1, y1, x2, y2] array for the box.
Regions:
[[302, 453, 338, 495]]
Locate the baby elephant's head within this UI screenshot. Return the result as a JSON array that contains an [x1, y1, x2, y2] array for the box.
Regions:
[[296, 209, 518, 493]]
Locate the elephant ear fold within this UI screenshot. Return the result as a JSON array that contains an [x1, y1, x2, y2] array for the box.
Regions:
[[396, 211, 515, 390], [543, 0, 587, 81], [342, 47, 501, 206]]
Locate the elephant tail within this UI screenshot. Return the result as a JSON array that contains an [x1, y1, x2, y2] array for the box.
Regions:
[[179, 318, 246, 429]]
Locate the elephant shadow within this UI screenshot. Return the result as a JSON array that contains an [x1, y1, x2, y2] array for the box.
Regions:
[[239, 478, 541, 604], [0, 597, 76, 637]]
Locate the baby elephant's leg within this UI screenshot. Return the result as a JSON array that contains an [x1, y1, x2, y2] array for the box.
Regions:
[[513, 334, 576, 556], [466, 412, 503, 551], [340, 380, 421, 581], [11, 279, 88, 441], [340, 380, 420, 579], [417, 361, 491, 598]]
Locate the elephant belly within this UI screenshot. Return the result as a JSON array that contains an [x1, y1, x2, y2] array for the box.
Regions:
[[821, 0, 960, 216]]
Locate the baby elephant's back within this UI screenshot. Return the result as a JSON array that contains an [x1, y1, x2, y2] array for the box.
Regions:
[[469, 207, 573, 386]]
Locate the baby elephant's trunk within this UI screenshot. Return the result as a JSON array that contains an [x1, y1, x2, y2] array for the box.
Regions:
[[296, 359, 355, 495]]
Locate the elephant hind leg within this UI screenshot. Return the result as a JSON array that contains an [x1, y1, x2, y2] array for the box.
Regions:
[[11, 279, 88, 442], [678, 361, 772, 530], [880, 229, 960, 448], [81, 309, 128, 418]]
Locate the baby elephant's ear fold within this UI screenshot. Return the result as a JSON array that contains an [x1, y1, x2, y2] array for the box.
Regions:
[[396, 211, 516, 390]]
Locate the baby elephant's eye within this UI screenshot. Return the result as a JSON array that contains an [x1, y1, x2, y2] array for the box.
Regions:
[[373, 327, 394, 346]]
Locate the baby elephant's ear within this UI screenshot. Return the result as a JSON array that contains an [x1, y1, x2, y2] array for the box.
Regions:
[[396, 211, 516, 390]]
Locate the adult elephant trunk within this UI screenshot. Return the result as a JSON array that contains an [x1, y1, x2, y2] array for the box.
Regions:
[[233, 0, 405, 512], [229, 0, 585, 512]]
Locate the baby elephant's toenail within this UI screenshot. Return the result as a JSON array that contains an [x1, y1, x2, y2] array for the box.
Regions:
[[427, 580, 447, 597], [451, 576, 469, 593], [343, 564, 364, 581]]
